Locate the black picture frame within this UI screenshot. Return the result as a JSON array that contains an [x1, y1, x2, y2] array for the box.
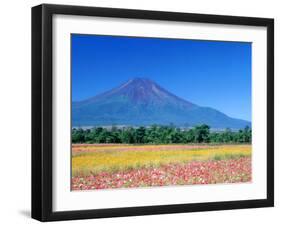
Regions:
[[32, 3, 274, 222]]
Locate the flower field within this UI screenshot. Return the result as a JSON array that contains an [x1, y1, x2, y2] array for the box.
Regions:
[[72, 144, 251, 190]]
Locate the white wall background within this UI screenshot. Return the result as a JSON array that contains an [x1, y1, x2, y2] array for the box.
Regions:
[[0, 0, 279, 225]]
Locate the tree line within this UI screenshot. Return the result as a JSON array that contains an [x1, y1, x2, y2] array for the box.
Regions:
[[72, 124, 251, 144]]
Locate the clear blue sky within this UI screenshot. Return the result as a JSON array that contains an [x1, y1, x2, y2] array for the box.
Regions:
[[72, 34, 252, 121]]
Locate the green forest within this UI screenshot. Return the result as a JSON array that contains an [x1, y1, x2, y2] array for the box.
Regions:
[[72, 124, 251, 144]]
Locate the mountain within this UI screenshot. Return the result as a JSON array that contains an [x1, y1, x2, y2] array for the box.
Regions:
[[72, 78, 251, 129]]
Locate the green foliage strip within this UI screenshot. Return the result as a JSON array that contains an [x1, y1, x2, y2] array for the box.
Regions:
[[72, 124, 251, 144]]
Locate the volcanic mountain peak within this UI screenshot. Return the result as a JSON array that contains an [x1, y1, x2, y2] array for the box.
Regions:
[[78, 77, 195, 108], [106, 77, 196, 106], [72, 78, 251, 129], [116, 77, 162, 93], [115, 77, 156, 95], [127, 77, 153, 84]]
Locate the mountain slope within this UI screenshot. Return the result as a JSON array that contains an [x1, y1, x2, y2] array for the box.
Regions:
[[72, 78, 250, 129]]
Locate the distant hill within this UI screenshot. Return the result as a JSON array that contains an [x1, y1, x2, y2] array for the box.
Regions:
[[72, 78, 251, 129]]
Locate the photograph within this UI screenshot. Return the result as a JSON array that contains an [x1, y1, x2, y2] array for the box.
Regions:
[[30, 3, 274, 221], [71, 34, 252, 191]]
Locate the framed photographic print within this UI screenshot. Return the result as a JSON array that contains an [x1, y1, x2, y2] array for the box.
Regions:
[[32, 4, 274, 221]]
